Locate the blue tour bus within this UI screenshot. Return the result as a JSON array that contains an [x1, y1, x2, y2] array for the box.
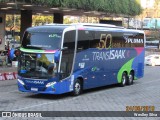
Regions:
[[17, 23, 145, 95]]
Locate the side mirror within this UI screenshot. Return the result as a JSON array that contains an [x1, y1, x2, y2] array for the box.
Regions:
[[9, 48, 20, 61], [54, 47, 68, 63], [54, 50, 60, 63]]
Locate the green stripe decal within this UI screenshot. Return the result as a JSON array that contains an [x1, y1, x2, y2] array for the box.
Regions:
[[117, 58, 134, 83], [20, 48, 45, 53]]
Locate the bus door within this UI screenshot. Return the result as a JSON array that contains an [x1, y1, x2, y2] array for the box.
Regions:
[[59, 30, 76, 81]]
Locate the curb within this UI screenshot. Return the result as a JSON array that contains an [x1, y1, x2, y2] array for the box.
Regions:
[[0, 72, 17, 81]]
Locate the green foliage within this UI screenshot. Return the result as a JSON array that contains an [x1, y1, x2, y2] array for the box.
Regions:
[[0, 0, 8, 2], [0, 0, 142, 16], [26, 0, 143, 15], [75, 0, 143, 16], [32, 0, 59, 7], [32, 15, 53, 26]]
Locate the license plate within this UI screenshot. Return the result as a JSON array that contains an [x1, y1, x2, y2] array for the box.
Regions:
[[31, 88, 38, 91]]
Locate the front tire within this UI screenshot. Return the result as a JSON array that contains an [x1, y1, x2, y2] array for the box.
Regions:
[[71, 79, 82, 96]]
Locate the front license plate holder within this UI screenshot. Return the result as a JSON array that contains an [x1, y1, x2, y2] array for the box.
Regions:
[[31, 87, 38, 91]]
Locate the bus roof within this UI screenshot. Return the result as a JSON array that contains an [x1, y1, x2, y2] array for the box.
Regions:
[[26, 23, 144, 34], [26, 24, 70, 33]]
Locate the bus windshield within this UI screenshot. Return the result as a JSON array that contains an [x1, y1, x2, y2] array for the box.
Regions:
[[22, 31, 62, 50], [18, 52, 57, 79]]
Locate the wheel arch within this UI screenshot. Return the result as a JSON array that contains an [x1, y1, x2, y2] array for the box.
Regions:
[[71, 76, 84, 96], [117, 58, 134, 83], [117, 69, 128, 83], [76, 76, 84, 87]]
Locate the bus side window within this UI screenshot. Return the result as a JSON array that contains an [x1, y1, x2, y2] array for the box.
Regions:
[[92, 31, 113, 49], [77, 30, 91, 51], [89, 33, 99, 48]]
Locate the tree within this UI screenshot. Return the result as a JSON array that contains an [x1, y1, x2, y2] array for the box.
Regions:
[[32, 15, 53, 26], [0, 0, 142, 16]]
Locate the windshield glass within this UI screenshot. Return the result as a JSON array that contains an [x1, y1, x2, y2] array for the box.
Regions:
[[22, 31, 62, 50], [18, 52, 57, 79]]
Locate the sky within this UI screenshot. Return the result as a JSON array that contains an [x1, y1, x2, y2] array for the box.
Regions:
[[140, 0, 154, 8]]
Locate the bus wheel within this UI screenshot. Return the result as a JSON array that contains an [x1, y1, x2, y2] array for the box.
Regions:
[[127, 72, 134, 85], [72, 79, 82, 96], [120, 72, 127, 87]]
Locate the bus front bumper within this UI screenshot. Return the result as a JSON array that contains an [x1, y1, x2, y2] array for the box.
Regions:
[[17, 79, 70, 94]]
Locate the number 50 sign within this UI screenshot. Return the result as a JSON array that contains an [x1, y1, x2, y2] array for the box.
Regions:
[[98, 34, 112, 49]]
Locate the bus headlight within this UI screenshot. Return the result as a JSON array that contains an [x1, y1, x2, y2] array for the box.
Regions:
[[46, 82, 56, 88], [17, 79, 25, 85]]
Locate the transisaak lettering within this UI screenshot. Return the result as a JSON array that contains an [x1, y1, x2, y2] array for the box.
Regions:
[[92, 50, 126, 61]]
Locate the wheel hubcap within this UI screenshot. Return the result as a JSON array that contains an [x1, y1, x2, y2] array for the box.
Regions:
[[75, 83, 81, 94], [129, 75, 133, 82], [122, 76, 126, 85]]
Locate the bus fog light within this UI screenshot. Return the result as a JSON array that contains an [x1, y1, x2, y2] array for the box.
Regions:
[[46, 82, 56, 87], [18, 79, 25, 85]]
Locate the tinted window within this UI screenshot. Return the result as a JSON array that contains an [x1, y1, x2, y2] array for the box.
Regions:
[[154, 56, 159, 59], [22, 31, 62, 50], [88, 31, 144, 49], [77, 30, 92, 51], [122, 33, 144, 47]]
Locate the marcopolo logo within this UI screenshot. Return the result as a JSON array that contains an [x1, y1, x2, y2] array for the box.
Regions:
[[25, 80, 44, 85]]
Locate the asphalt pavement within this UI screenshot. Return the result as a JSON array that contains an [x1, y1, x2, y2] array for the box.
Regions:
[[0, 66, 160, 120]]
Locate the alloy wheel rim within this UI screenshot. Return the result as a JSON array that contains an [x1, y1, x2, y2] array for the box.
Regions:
[[129, 75, 133, 83], [122, 75, 126, 85], [75, 82, 81, 94]]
